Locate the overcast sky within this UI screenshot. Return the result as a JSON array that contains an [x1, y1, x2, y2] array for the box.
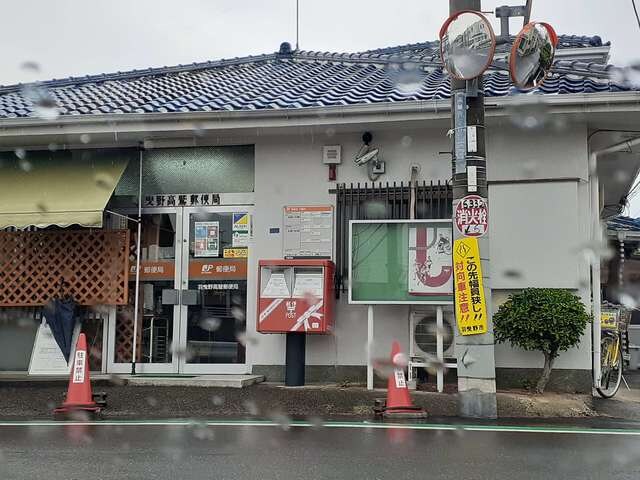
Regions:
[[2, 0, 639, 85]]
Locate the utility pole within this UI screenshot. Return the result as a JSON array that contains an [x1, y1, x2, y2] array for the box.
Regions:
[[449, 0, 498, 418]]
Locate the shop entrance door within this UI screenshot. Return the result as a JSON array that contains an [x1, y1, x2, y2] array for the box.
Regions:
[[177, 207, 251, 374], [107, 205, 252, 375]]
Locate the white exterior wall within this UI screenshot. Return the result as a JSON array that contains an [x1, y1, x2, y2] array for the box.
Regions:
[[486, 123, 592, 370], [248, 122, 593, 371]]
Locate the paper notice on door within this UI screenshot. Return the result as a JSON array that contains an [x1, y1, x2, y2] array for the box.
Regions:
[[262, 273, 290, 298], [194, 221, 219, 257], [292, 273, 324, 298]]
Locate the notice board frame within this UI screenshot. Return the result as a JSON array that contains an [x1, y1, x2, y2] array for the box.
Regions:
[[348, 219, 454, 305]]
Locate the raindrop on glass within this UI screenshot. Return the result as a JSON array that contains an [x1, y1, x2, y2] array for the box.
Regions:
[[502, 269, 523, 279], [20, 61, 40, 74], [21, 84, 59, 120], [231, 307, 245, 322], [401, 135, 413, 148], [94, 172, 114, 190], [269, 412, 291, 431], [18, 158, 33, 172], [80, 134, 91, 144], [363, 200, 387, 219], [199, 317, 222, 332], [392, 352, 408, 368], [507, 98, 549, 130], [243, 399, 259, 416]]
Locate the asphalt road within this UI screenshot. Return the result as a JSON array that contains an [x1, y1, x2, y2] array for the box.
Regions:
[[1, 420, 639, 479]]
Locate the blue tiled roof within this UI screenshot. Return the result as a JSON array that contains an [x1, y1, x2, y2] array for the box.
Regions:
[[609, 216, 640, 232], [0, 35, 630, 119]]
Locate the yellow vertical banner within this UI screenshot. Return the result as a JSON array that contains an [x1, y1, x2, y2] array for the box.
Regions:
[[453, 237, 487, 335]]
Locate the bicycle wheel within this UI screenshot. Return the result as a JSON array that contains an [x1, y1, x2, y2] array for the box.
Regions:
[[597, 333, 623, 398]]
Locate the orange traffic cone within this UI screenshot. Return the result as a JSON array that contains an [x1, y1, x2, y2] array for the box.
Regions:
[[381, 341, 427, 419], [54, 333, 101, 418]]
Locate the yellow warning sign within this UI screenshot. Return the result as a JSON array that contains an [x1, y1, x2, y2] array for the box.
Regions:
[[453, 237, 487, 336], [223, 247, 248, 258]]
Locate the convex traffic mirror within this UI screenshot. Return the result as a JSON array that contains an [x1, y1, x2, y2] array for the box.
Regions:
[[509, 22, 558, 89], [439, 10, 496, 80]]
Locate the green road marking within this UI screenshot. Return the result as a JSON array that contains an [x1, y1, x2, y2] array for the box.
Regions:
[[0, 419, 638, 436]]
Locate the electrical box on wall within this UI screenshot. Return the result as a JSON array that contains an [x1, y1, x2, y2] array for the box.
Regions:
[[257, 259, 335, 334], [322, 145, 341, 164]]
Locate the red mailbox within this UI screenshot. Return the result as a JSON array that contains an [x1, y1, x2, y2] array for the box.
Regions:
[[257, 259, 335, 333]]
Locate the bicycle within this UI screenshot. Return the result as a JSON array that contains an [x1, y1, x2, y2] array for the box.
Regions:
[[596, 306, 630, 398]]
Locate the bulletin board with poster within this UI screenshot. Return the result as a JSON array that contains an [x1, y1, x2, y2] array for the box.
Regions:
[[348, 219, 454, 305]]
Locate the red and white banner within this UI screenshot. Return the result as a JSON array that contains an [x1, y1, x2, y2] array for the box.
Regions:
[[408, 225, 453, 295]]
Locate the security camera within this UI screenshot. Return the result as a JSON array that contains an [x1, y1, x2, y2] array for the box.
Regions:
[[354, 147, 379, 167]]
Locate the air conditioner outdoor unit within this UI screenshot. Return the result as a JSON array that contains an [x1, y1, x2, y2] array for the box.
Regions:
[[409, 309, 456, 360]]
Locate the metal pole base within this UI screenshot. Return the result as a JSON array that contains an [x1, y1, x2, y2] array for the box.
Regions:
[[285, 332, 306, 386]]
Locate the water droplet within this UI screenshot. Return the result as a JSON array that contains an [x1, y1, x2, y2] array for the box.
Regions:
[[199, 317, 222, 332], [20, 61, 40, 74], [146, 396, 158, 407], [236, 332, 258, 346], [14, 148, 26, 160], [231, 307, 245, 322], [387, 62, 424, 95], [80, 134, 91, 144], [21, 84, 59, 120], [392, 352, 408, 368], [308, 416, 325, 429], [614, 170, 630, 183], [189, 420, 214, 440], [363, 200, 387, 219], [502, 269, 523, 279], [243, 399, 259, 415], [610, 63, 640, 88], [617, 292, 638, 309], [303, 290, 319, 306], [269, 412, 291, 431], [211, 395, 224, 406], [401, 135, 413, 148], [325, 127, 336, 137], [170, 342, 195, 361], [19, 158, 33, 172], [507, 98, 549, 130], [48, 143, 59, 152], [192, 122, 205, 137], [94, 172, 114, 190], [109, 374, 126, 386]]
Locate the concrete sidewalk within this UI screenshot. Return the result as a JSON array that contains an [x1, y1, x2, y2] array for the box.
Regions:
[[0, 378, 639, 421]]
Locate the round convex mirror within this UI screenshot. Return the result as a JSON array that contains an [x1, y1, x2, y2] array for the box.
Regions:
[[439, 10, 496, 80], [509, 22, 558, 89]]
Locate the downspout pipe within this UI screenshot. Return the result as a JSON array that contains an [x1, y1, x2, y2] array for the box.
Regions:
[[589, 136, 640, 391]]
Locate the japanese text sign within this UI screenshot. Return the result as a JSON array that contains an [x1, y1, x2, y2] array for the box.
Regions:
[[144, 193, 220, 208], [453, 237, 487, 335], [455, 195, 488, 237]]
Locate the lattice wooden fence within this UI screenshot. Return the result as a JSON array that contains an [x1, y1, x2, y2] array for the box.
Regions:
[[0, 230, 130, 306]]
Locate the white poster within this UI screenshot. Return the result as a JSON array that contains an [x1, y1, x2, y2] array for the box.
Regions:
[[408, 226, 453, 295], [262, 273, 291, 298], [194, 221, 219, 257], [292, 273, 324, 298], [28, 320, 81, 375]]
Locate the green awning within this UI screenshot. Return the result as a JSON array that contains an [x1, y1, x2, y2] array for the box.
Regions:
[[0, 151, 129, 229]]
